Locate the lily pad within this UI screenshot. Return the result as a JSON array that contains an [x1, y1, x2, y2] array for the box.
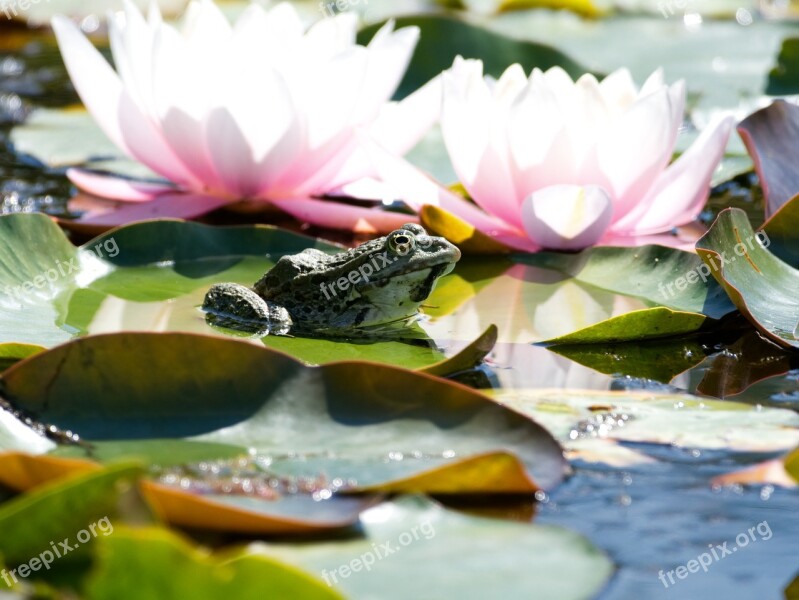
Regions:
[[85, 527, 341, 600], [0, 453, 374, 536], [257, 495, 614, 600], [356, 14, 593, 100], [0, 463, 143, 565], [0, 332, 567, 494], [761, 193, 799, 268], [549, 337, 706, 383], [520, 245, 736, 319], [0, 214, 473, 371], [490, 389, 799, 452], [695, 208, 799, 349], [542, 307, 708, 344], [766, 38, 799, 96]]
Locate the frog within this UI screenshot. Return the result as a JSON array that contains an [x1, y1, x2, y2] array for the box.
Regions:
[[202, 223, 461, 336]]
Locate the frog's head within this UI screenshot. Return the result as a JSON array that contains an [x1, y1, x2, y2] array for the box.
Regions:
[[255, 224, 461, 331]]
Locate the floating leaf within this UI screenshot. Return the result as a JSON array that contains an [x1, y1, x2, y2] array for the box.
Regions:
[[0, 214, 469, 371], [356, 14, 592, 99], [499, 0, 600, 17], [85, 527, 341, 600], [1, 333, 567, 496], [489, 389, 799, 452], [543, 307, 708, 344], [519, 245, 736, 319], [766, 38, 799, 96], [761, 193, 799, 268], [0, 463, 143, 565], [0, 452, 372, 536], [550, 337, 706, 383], [419, 324, 497, 377], [738, 101, 799, 218], [258, 496, 613, 600], [696, 208, 799, 349]]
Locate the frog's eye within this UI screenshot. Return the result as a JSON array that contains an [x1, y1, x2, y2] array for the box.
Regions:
[[387, 231, 416, 256]]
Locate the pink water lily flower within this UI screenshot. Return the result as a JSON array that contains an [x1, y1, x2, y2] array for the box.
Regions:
[[368, 58, 735, 251], [52, 1, 440, 232]]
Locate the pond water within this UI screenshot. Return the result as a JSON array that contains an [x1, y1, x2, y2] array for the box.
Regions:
[[1, 18, 798, 600]]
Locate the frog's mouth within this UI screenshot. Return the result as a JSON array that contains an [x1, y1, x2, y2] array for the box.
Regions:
[[408, 262, 454, 302]]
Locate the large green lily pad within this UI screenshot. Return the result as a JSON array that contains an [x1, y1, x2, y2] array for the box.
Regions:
[[258, 495, 614, 600], [0, 214, 471, 370], [0, 333, 567, 494]]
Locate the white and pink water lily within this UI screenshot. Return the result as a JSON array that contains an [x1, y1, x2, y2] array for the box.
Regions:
[[367, 58, 735, 251], [52, 0, 439, 232]]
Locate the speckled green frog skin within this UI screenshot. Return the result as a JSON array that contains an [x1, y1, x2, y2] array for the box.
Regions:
[[202, 223, 461, 335]]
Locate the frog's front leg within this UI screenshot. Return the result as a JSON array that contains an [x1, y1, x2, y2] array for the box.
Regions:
[[202, 283, 292, 335]]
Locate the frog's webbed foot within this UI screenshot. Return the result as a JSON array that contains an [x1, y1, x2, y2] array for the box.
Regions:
[[202, 283, 292, 335]]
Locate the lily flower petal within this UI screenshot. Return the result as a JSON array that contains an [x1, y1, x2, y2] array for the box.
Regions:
[[269, 198, 416, 235], [521, 185, 614, 250], [67, 169, 176, 202], [53, 1, 432, 232], [51, 15, 199, 189], [362, 134, 537, 251], [611, 114, 735, 235], [77, 193, 231, 227]]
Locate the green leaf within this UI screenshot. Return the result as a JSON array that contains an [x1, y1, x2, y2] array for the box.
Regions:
[[1, 333, 567, 494], [51, 441, 247, 468], [695, 208, 798, 349], [420, 324, 497, 377], [761, 193, 799, 268], [519, 246, 736, 319], [543, 307, 708, 344], [357, 14, 593, 99], [550, 337, 706, 383], [766, 38, 799, 96], [784, 447, 799, 482], [259, 496, 613, 600], [489, 389, 799, 452], [0, 214, 466, 370], [85, 527, 341, 600], [0, 463, 144, 565]]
